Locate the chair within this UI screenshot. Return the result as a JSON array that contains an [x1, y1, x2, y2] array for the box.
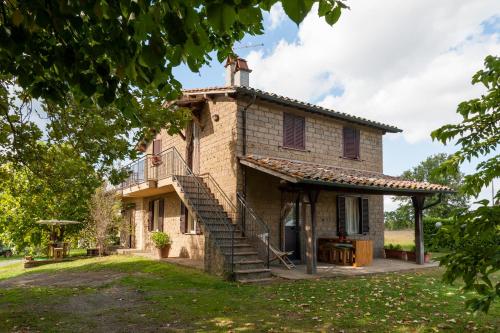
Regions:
[[258, 234, 296, 270]]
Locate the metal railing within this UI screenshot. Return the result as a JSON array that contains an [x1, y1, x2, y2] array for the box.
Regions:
[[150, 147, 237, 275], [119, 154, 156, 190], [200, 173, 238, 223], [236, 192, 270, 268], [118, 146, 271, 273]]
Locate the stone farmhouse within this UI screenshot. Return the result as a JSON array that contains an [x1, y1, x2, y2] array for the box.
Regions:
[[118, 57, 451, 282]]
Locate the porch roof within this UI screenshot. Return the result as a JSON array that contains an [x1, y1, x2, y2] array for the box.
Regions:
[[240, 155, 454, 196]]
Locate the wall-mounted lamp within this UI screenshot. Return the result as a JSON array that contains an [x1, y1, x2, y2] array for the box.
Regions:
[[212, 114, 220, 122]]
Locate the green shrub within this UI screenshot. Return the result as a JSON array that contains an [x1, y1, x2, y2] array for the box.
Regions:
[[423, 216, 453, 251], [151, 231, 171, 249], [384, 243, 403, 251]]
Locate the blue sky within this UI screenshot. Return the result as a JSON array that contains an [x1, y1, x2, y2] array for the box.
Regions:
[[173, 2, 499, 210]]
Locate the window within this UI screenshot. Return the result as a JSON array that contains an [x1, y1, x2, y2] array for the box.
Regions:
[[283, 112, 305, 150], [148, 199, 164, 232], [345, 197, 360, 235], [343, 127, 360, 159], [337, 196, 369, 236], [153, 200, 160, 231], [187, 214, 197, 234]]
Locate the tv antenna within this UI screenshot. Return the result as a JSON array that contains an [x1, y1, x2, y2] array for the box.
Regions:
[[233, 43, 264, 51]]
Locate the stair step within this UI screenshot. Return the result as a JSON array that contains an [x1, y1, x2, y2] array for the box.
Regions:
[[237, 277, 274, 284], [226, 251, 258, 256], [234, 268, 271, 274]]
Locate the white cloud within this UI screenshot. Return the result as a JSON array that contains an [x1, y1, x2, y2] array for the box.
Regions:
[[247, 1, 500, 143], [268, 3, 286, 30]]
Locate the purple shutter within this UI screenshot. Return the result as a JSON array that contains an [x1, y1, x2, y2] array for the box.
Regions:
[[343, 127, 360, 159], [361, 198, 369, 234], [158, 199, 164, 232], [337, 196, 346, 236], [179, 201, 187, 233], [294, 115, 305, 149], [153, 139, 161, 155], [148, 200, 154, 232], [283, 113, 295, 147], [283, 113, 305, 149]]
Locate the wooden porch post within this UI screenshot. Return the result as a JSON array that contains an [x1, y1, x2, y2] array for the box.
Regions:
[[305, 190, 320, 274], [412, 195, 425, 265]]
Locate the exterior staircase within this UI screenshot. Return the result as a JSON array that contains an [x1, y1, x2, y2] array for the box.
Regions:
[[172, 175, 272, 283]]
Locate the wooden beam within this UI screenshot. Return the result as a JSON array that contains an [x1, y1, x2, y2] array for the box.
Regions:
[[412, 195, 426, 265], [305, 190, 320, 274]]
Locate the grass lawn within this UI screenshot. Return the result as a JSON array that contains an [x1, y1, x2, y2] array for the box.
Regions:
[[0, 256, 498, 332]]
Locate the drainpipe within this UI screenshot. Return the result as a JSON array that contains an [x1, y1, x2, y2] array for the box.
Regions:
[[241, 93, 257, 198]]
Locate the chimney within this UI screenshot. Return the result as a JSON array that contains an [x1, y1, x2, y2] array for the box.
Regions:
[[225, 56, 252, 87]]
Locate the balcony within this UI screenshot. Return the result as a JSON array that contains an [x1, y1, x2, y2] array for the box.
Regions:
[[117, 148, 185, 197]]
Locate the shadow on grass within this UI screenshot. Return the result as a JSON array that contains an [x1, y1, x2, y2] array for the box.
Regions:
[[0, 255, 498, 333]]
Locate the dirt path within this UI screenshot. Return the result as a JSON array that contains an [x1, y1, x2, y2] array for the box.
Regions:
[[0, 271, 127, 288], [0, 259, 21, 267]]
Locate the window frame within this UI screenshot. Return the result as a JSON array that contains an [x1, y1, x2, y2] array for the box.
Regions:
[[283, 112, 306, 150]]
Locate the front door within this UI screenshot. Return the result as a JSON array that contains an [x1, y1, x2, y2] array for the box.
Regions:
[[284, 202, 301, 260]]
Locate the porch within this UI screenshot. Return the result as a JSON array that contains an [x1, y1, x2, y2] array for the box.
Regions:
[[271, 258, 439, 280], [240, 155, 454, 275]]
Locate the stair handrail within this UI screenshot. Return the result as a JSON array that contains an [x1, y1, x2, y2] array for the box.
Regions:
[[168, 147, 236, 275], [199, 173, 238, 224], [236, 192, 270, 268]]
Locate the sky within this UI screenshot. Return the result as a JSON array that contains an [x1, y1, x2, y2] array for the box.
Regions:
[[176, 1, 500, 211]]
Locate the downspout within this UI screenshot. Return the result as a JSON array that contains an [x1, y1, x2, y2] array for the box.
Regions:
[[241, 93, 257, 198]]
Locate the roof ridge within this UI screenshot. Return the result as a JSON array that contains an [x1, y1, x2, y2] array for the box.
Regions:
[[181, 85, 401, 133]]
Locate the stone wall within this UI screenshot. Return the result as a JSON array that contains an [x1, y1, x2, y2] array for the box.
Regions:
[[140, 192, 205, 260], [238, 99, 384, 172]]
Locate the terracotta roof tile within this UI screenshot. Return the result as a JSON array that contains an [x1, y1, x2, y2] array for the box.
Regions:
[[182, 86, 401, 133], [240, 155, 453, 194]]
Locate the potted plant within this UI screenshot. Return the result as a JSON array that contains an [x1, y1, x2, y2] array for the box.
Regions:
[[151, 231, 171, 259], [384, 244, 407, 260]]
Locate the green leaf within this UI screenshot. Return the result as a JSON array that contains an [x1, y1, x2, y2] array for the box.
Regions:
[[206, 3, 236, 32], [325, 5, 341, 25], [281, 0, 314, 25]]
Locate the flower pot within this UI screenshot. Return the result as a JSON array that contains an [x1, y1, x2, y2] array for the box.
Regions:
[[406, 251, 416, 262], [156, 244, 171, 259], [384, 249, 407, 260], [424, 253, 431, 263]]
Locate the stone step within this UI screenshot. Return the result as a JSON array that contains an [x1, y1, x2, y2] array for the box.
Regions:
[[237, 277, 274, 284], [233, 259, 266, 270], [234, 268, 273, 282]]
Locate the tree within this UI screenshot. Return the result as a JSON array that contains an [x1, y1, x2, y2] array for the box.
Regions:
[[0, 144, 101, 252], [85, 185, 122, 256], [431, 55, 499, 313], [385, 153, 468, 230], [0, 1, 347, 180]]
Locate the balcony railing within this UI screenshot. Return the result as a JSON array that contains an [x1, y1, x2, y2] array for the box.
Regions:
[[119, 154, 156, 190]]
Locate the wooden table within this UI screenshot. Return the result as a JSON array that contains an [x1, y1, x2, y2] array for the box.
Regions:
[[318, 238, 373, 267]]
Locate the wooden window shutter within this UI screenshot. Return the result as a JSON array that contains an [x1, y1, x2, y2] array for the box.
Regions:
[[158, 199, 164, 232], [294, 115, 305, 150], [148, 200, 154, 232], [179, 201, 187, 234], [283, 113, 295, 148], [153, 139, 161, 155], [283, 113, 305, 149], [360, 198, 369, 234], [336, 196, 346, 236], [343, 127, 360, 159]]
